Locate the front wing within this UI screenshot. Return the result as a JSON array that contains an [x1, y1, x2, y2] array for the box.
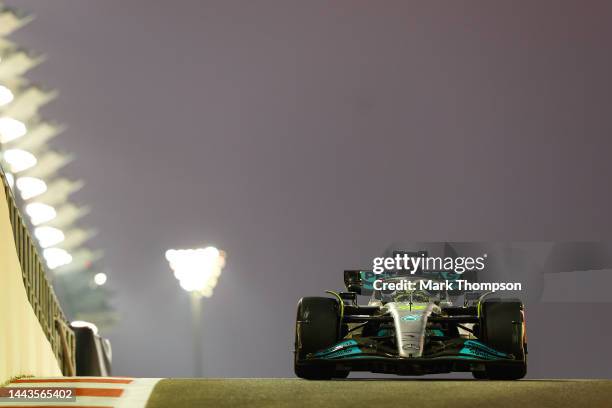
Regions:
[[297, 355, 524, 376], [298, 338, 522, 375]]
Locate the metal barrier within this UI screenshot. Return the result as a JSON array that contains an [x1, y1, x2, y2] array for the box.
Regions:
[[0, 168, 75, 376]]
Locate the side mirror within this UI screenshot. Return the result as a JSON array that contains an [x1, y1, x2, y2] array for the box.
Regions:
[[343, 270, 363, 294]]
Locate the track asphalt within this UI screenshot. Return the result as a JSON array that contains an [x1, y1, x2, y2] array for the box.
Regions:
[[3, 377, 611, 407], [145, 378, 612, 408]]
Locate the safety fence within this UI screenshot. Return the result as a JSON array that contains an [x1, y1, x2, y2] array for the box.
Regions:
[[0, 168, 75, 375]]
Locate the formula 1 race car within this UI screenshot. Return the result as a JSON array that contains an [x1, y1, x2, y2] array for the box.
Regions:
[[294, 264, 527, 380]]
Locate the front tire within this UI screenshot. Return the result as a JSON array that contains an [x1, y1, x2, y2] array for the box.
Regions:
[[478, 299, 527, 380], [471, 370, 488, 380], [334, 369, 350, 379], [294, 297, 341, 380]]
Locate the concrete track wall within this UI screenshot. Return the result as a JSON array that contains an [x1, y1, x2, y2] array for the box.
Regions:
[[0, 187, 61, 383]]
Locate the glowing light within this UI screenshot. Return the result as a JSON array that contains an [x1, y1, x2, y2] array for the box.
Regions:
[[0, 85, 13, 106], [5, 172, 14, 188], [16, 176, 47, 199], [26, 202, 57, 225], [94, 272, 107, 286], [0, 117, 27, 143], [43, 247, 72, 269], [34, 226, 65, 248], [165, 246, 226, 296], [2, 149, 37, 173]]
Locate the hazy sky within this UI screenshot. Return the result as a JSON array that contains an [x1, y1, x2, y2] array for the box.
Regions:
[[7, 0, 612, 378]]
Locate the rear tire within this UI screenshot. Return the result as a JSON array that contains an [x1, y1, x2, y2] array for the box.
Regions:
[[478, 299, 527, 380], [294, 297, 341, 380]]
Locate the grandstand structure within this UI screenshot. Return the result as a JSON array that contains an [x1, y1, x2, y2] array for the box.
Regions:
[[0, 3, 112, 328], [0, 3, 111, 381]]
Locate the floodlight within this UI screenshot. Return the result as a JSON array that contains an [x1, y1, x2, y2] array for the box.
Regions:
[[15, 176, 47, 199], [0, 117, 27, 143], [34, 225, 64, 248], [165, 246, 226, 297], [94, 272, 107, 286], [25, 202, 56, 225], [0, 85, 14, 106], [165, 245, 226, 377], [2, 148, 36, 172], [43, 247, 72, 269]]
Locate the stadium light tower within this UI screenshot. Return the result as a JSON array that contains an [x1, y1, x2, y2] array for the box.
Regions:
[[1, 3, 113, 328], [165, 246, 226, 377]]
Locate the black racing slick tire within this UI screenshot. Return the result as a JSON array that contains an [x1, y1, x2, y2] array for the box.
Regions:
[[477, 299, 527, 380], [471, 370, 488, 380], [294, 297, 341, 380], [333, 369, 350, 379]]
